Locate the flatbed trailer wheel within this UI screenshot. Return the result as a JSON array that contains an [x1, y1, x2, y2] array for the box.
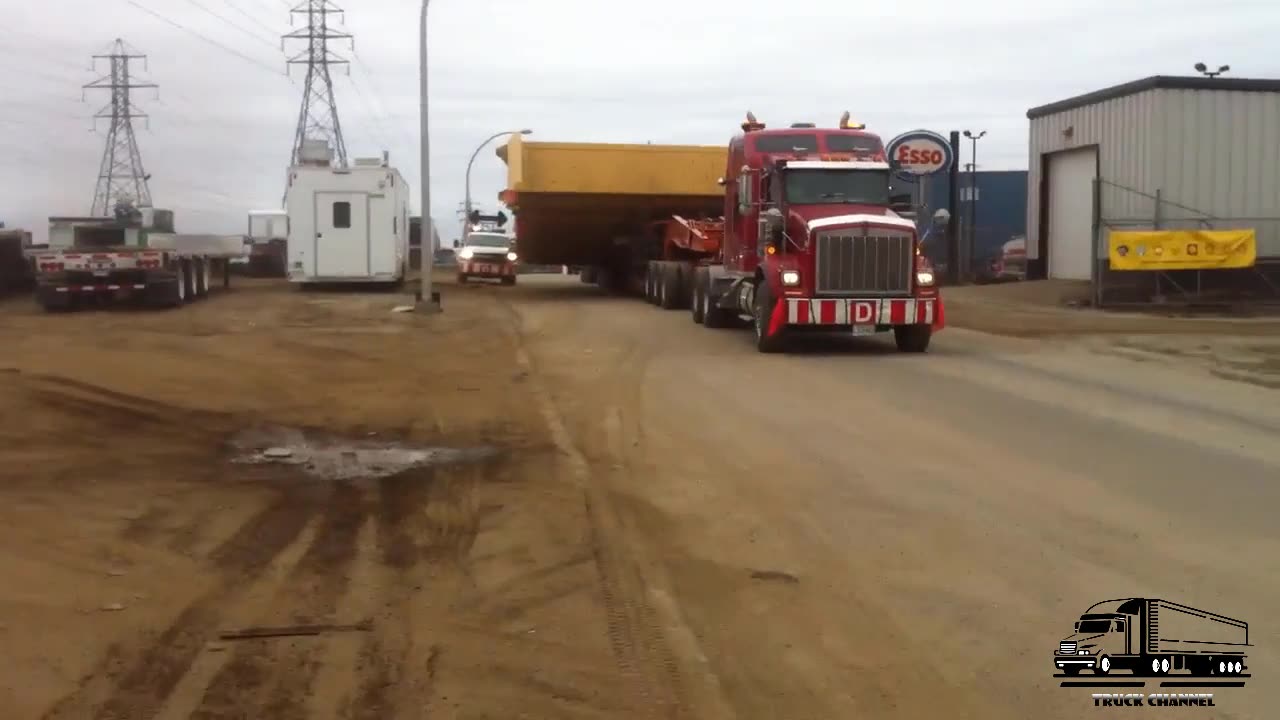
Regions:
[[894, 324, 931, 353]]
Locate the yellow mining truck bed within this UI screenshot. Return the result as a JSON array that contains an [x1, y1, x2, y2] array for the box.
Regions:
[[496, 135, 726, 265]]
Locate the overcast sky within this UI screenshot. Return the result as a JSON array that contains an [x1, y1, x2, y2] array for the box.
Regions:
[[3, 0, 1277, 243]]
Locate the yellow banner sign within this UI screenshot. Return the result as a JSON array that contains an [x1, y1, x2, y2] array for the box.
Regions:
[[1108, 229, 1256, 271]]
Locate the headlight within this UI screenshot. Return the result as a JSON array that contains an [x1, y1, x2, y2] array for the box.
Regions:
[[459, 248, 474, 259], [507, 251, 518, 262], [916, 270, 935, 286], [780, 270, 800, 286]]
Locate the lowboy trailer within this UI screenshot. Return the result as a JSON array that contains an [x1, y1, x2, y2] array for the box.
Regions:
[[498, 112, 946, 353]]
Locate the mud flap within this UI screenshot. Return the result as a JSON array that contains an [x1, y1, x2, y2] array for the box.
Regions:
[[767, 297, 787, 337], [932, 296, 946, 330]]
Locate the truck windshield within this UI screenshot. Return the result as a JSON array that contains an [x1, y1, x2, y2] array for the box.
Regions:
[[1077, 619, 1114, 633], [784, 169, 889, 205], [466, 234, 509, 247]]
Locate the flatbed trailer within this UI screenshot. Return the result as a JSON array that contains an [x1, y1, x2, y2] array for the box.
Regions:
[[498, 114, 947, 354], [33, 215, 245, 311]]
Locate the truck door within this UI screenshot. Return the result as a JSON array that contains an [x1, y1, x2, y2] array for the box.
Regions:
[[314, 191, 369, 277]]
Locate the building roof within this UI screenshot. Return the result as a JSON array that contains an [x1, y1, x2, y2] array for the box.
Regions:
[[1027, 75, 1280, 120]]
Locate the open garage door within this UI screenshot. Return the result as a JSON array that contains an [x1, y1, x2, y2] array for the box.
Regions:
[[1046, 148, 1097, 280]]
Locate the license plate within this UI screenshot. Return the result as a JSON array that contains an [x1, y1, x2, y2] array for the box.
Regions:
[[851, 324, 878, 336]]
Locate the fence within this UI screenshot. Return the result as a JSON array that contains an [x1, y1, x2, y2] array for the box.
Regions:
[[1093, 179, 1280, 309]]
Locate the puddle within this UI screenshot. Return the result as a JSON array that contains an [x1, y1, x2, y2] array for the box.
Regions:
[[228, 425, 500, 481]]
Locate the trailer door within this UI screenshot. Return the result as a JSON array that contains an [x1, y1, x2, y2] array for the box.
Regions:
[[314, 191, 370, 277]]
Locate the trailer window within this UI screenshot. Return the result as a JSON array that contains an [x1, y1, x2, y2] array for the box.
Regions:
[[333, 201, 351, 228]]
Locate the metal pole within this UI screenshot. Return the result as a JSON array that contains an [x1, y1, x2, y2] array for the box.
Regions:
[[946, 131, 960, 285], [970, 139, 978, 281], [464, 129, 528, 241], [418, 0, 436, 308]]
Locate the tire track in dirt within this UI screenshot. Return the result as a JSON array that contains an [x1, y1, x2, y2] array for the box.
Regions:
[[498, 295, 727, 720], [190, 482, 365, 720], [41, 490, 315, 720]]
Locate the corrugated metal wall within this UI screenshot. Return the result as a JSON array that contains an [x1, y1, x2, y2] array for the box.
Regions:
[[1026, 90, 1158, 263], [1154, 89, 1280, 256]]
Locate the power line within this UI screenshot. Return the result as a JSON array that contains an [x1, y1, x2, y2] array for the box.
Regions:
[[222, 0, 284, 40], [284, 0, 353, 167], [183, 0, 280, 50], [126, 0, 287, 77]]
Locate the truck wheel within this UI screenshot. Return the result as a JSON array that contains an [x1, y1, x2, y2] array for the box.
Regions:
[[659, 263, 681, 310], [702, 272, 731, 329], [172, 263, 188, 307], [752, 281, 786, 353], [501, 275, 516, 286], [193, 259, 207, 298], [1094, 655, 1112, 675], [676, 264, 693, 308], [691, 269, 706, 324], [457, 273, 468, 284], [645, 262, 658, 304], [894, 325, 931, 353]]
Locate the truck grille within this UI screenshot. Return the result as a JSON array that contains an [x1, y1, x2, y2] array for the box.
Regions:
[[814, 230, 913, 296], [1059, 641, 1077, 655]]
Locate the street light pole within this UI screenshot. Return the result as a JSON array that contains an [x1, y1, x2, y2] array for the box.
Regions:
[[417, 0, 436, 308], [463, 129, 531, 241], [962, 129, 986, 283]]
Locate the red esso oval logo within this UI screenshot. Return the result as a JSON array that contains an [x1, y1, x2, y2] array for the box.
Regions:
[[894, 142, 947, 174]]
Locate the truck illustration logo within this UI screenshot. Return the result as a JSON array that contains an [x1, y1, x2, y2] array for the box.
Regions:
[[1054, 598, 1250, 679]]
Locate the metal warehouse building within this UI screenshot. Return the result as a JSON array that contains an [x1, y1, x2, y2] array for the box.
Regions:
[[1025, 76, 1280, 283]]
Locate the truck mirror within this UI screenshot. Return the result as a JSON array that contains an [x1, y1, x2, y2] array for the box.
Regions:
[[932, 208, 951, 228], [764, 207, 783, 229], [452, 239, 460, 248]]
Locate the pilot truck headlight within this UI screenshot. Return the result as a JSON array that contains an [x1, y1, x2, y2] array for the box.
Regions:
[[459, 248, 474, 260], [916, 270, 935, 286], [507, 251, 518, 262], [780, 270, 800, 286]]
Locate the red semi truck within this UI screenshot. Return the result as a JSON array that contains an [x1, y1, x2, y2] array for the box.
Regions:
[[500, 112, 948, 353]]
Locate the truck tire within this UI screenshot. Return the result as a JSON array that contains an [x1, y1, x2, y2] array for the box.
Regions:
[[691, 269, 706, 324], [894, 324, 931, 353], [182, 260, 197, 301], [701, 271, 732, 329], [659, 263, 682, 310], [501, 275, 516, 286], [676, 264, 693, 308], [645, 262, 658, 304], [1094, 655, 1112, 675], [193, 259, 207, 298], [457, 273, 468, 284], [36, 285, 72, 312], [752, 281, 787, 353]]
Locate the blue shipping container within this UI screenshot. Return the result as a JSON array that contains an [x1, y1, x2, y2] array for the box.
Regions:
[[890, 170, 1028, 269]]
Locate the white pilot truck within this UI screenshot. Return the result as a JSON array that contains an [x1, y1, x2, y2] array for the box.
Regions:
[[455, 230, 518, 285], [284, 149, 410, 288], [32, 205, 245, 311]]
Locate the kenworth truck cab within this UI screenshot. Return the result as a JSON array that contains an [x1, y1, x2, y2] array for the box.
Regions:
[[695, 112, 946, 353]]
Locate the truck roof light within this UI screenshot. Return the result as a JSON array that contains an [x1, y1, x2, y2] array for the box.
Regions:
[[742, 110, 766, 132], [838, 111, 866, 130]]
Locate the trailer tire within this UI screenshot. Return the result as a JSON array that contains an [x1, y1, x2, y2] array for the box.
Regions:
[[691, 269, 706, 324], [645, 262, 657, 304], [200, 258, 211, 297], [676, 264, 693, 308], [36, 286, 72, 312], [193, 259, 207, 298], [701, 271, 731, 329], [894, 324, 931, 353], [752, 281, 787, 353], [659, 263, 681, 310]]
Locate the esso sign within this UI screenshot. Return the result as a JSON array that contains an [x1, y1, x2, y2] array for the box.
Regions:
[[886, 130, 953, 177]]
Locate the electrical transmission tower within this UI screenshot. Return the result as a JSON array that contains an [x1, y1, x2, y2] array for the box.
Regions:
[[284, 1, 352, 168], [84, 38, 157, 216]]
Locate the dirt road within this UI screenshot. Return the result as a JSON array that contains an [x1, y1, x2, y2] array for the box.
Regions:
[[0, 276, 1275, 719]]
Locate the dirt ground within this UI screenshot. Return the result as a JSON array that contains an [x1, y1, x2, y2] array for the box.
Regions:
[[0, 276, 647, 719], [1, 274, 1275, 720]]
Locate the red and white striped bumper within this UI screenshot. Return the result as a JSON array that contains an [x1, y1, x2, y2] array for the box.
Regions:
[[786, 297, 941, 326]]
